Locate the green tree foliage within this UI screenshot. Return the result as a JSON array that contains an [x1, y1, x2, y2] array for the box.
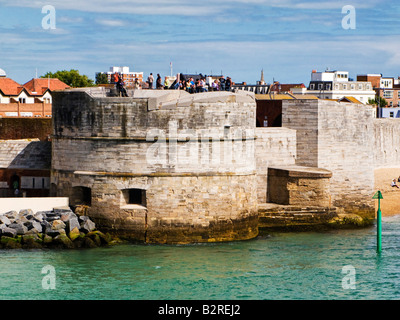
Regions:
[[368, 96, 388, 108], [41, 69, 94, 87], [95, 72, 109, 85]]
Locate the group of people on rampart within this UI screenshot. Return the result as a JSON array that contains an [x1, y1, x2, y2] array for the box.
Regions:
[[112, 71, 234, 96], [146, 73, 234, 93]]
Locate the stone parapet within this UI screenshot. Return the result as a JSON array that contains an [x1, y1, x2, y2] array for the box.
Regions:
[[267, 166, 332, 207]]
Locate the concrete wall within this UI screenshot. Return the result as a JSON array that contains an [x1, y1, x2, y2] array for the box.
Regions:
[[0, 197, 69, 214]]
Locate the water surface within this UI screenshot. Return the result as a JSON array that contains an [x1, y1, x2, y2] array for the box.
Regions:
[[1, 216, 400, 300]]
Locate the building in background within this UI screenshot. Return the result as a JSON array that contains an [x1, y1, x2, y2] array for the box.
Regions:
[[294, 69, 376, 103], [99, 66, 143, 88], [0, 69, 70, 117], [0, 139, 51, 197], [357, 74, 400, 108]]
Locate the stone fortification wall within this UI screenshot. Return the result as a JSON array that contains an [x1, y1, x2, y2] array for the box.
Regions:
[[51, 89, 259, 243], [373, 118, 400, 168], [282, 100, 376, 220], [255, 128, 296, 202]]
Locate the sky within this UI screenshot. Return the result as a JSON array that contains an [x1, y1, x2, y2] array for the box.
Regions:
[[1, 0, 400, 85]]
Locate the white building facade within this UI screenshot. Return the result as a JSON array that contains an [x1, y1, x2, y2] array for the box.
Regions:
[[294, 70, 376, 103]]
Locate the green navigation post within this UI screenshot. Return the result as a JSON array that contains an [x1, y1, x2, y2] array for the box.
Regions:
[[373, 191, 383, 253]]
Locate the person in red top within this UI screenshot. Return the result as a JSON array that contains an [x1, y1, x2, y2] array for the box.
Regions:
[[112, 72, 119, 84]]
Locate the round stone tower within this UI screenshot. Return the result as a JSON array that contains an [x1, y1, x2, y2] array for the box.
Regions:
[[51, 88, 258, 243]]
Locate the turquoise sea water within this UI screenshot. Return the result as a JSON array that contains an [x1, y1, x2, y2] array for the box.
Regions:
[[1, 215, 400, 300]]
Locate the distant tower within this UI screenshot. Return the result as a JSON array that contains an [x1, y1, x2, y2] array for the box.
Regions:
[[258, 69, 265, 85]]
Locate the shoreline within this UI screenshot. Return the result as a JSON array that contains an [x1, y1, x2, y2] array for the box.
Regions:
[[374, 168, 400, 217]]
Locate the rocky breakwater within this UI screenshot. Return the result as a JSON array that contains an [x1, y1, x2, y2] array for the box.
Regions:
[[0, 208, 114, 249]]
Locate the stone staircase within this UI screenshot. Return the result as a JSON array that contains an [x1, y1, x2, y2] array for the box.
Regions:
[[258, 203, 338, 230]]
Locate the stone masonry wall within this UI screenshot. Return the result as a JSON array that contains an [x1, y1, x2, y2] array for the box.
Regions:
[[51, 90, 259, 243], [282, 100, 376, 220], [255, 128, 297, 203], [373, 118, 400, 168]]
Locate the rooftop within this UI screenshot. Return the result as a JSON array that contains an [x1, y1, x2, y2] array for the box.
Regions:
[[0, 139, 51, 170], [0, 78, 24, 96], [23, 78, 70, 95]]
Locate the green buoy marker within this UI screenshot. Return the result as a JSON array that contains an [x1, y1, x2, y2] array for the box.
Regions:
[[373, 191, 383, 253]]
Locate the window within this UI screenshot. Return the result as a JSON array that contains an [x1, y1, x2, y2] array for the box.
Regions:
[[390, 112, 394, 118], [318, 84, 323, 90], [19, 98, 26, 103], [121, 188, 146, 208], [21, 176, 50, 189], [383, 90, 393, 98], [343, 84, 347, 90], [71, 186, 92, 206], [310, 84, 315, 90]]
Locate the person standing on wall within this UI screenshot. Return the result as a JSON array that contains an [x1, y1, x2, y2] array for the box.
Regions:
[[117, 76, 128, 97], [147, 73, 154, 89], [219, 75, 226, 91], [112, 72, 119, 84], [225, 76, 232, 91], [156, 74, 163, 89]]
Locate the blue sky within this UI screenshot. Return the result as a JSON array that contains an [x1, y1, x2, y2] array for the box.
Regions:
[[1, 0, 400, 85]]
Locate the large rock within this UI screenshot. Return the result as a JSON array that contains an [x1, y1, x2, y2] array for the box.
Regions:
[[1, 236, 22, 249], [19, 209, 34, 217], [68, 217, 80, 233], [41, 220, 51, 233], [8, 222, 28, 235], [80, 217, 96, 233], [54, 208, 73, 215], [51, 219, 66, 231], [0, 215, 11, 226], [68, 227, 81, 241], [61, 211, 76, 222], [24, 220, 42, 233], [33, 212, 44, 222], [4, 211, 18, 220], [53, 234, 74, 249], [0, 226, 17, 238], [22, 234, 42, 249], [46, 229, 61, 238]]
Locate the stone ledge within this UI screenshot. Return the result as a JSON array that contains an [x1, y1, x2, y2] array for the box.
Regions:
[[268, 166, 332, 178]]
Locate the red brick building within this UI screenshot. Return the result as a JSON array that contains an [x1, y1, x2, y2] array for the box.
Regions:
[[357, 74, 400, 107], [0, 76, 69, 117]]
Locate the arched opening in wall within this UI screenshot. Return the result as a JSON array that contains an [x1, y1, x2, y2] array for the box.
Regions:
[[121, 188, 147, 208], [10, 173, 20, 191], [71, 186, 92, 206]]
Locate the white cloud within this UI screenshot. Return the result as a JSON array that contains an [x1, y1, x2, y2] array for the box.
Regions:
[[58, 16, 84, 23], [95, 19, 126, 27], [0, 0, 222, 16]]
